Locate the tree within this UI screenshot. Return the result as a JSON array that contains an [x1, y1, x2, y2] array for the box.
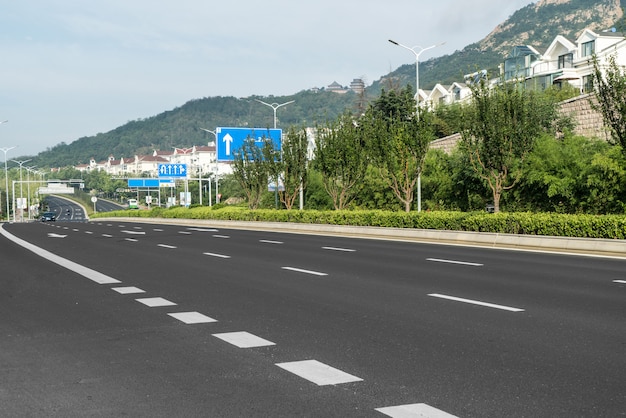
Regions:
[[231, 135, 277, 209], [365, 86, 435, 212], [313, 111, 368, 210], [279, 126, 309, 210], [460, 79, 559, 212], [590, 54, 626, 155]]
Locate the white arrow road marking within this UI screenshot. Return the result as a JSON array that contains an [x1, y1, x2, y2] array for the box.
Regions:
[[47, 233, 67, 238]]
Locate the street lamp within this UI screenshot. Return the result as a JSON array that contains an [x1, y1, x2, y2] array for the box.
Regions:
[[388, 39, 445, 212], [25, 166, 37, 220], [0, 120, 15, 222], [200, 128, 218, 205], [12, 159, 31, 222], [255, 99, 295, 129], [255, 100, 295, 209]]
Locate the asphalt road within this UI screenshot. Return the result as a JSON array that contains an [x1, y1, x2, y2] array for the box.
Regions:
[[1, 221, 624, 417], [43, 195, 88, 222]]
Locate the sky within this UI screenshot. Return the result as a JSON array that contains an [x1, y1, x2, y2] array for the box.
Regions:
[[0, 0, 535, 160]]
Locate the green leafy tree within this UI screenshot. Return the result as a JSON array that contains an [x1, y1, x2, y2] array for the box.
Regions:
[[313, 111, 368, 210], [231, 135, 277, 209], [279, 126, 309, 210], [365, 86, 435, 212], [590, 54, 626, 156], [460, 79, 559, 212]]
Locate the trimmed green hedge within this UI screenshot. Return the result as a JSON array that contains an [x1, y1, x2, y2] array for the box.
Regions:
[[92, 207, 626, 239]]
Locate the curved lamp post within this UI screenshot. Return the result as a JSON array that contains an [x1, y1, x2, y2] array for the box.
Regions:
[[388, 39, 445, 212]]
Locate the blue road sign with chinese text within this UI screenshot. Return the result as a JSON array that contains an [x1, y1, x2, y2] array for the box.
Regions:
[[216, 127, 281, 162]]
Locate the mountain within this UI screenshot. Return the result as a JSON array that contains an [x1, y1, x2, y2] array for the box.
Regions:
[[33, 0, 626, 169]]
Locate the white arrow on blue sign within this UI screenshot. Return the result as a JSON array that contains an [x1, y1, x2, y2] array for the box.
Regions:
[[158, 164, 187, 178], [216, 127, 282, 162]]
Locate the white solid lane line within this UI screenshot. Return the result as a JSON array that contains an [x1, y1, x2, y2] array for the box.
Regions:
[[426, 258, 483, 267], [213, 332, 275, 348], [276, 360, 363, 386], [282, 267, 328, 276], [428, 293, 524, 312], [376, 402, 459, 418], [0, 225, 121, 285]]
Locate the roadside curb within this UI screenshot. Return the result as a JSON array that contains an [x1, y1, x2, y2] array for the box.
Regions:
[[91, 217, 626, 259]]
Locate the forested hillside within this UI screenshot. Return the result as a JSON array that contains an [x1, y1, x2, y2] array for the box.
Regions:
[[30, 0, 625, 168]]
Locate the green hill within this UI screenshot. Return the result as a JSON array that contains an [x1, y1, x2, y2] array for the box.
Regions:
[[31, 0, 626, 168]]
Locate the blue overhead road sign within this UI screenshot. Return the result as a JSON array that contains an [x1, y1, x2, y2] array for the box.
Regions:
[[216, 127, 282, 162], [158, 163, 187, 178], [128, 178, 176, 188]]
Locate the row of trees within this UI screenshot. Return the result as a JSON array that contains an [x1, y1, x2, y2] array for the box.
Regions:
[[227, 53, 626, 214]]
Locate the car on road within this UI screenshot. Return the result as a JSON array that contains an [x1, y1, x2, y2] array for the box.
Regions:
[[40, 212, 57, 222]]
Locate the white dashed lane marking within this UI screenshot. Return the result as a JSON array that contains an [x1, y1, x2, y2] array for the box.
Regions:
[[260, 239, 283, 244], [614, 280, 626, 284], [427, 258, 483, 267], [136, 297, 177, 307], [322, 246, 356, 252], [203, 252, 231, 259], [112, 286, 145, 294], [158, 244, 177, 249], [282, 267, 328, 276], [178, 231, 192, 235], [429, 293, 524, 312], [213, 234, 230, 239], [213, 332, 275, 348], [122, 230, 145, 235], [187, 228, 218, 232], [276, 360, 362, 386], [168, 312, 217, 324], [102, 234, 113, 238], [125, 238, 138, 242], [375, 403, 459, 418]]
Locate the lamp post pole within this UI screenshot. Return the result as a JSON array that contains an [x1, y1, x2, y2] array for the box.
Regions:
[[0, 145, 15, 222], [25, 166, 37, 220], [255, 99, 295, 209], [200, 128, 218, 206], [12, 159, 31, 222], [388, 39, 445, 212], [0, 120, 13, 222]]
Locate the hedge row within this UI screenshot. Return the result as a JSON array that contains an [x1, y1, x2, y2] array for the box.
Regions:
[[93, 207, 626, 239]]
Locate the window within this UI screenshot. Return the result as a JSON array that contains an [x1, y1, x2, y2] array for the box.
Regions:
[[582, 75, 593, 93], [558, 53, 573, 69], [582, 41, 595, 57]]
